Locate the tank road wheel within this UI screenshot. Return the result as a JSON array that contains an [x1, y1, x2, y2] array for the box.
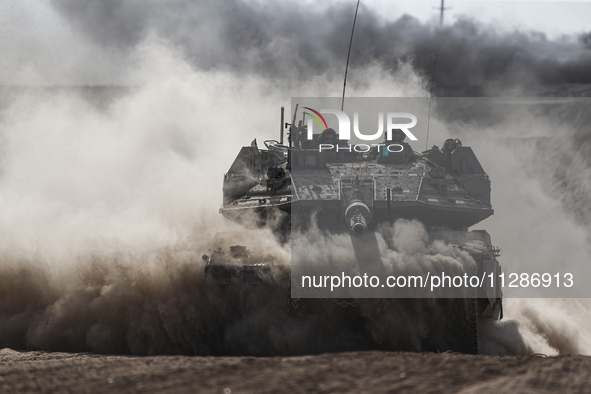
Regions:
[[448, 297, 479, 354]]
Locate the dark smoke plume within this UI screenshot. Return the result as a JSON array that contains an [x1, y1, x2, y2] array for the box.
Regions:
[[50, 0, 591, 94]]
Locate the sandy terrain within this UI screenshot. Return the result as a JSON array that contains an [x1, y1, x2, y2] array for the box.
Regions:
[[1, 348, 590, 393]]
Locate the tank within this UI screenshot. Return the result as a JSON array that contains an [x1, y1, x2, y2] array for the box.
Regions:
[[204, 105, 503, 354]]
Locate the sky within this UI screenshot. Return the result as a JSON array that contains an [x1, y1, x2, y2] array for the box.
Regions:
[[294, 0, 591, 38]]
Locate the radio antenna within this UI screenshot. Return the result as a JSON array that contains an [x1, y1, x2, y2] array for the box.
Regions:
[[425, 53, 438, 150], [341, 0, 361, 112]]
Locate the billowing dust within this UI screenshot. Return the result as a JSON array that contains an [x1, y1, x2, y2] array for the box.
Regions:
[[1, 20, 591, 356]]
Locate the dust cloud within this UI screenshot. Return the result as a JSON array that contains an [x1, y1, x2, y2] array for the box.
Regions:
[[1, 1, 591, 357], [0, 39, 433, 356]]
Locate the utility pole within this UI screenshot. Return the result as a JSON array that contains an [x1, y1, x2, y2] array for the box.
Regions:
[[435, 0, 450, 26]]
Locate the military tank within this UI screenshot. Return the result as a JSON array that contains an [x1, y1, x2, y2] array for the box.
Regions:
[[204, 105, 503, 354]]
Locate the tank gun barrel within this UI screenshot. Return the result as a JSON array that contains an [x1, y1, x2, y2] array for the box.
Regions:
[[345, 201, 371, 236]]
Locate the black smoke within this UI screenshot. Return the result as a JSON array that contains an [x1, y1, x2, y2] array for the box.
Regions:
[[50, 0, 591, 94]]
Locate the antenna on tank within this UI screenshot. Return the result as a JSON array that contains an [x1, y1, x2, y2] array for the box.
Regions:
[[425, 54, 438, 150], [341, 0, 361, 112]]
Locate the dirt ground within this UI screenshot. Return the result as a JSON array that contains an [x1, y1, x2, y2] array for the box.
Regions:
[[1, 348, 590, 393]]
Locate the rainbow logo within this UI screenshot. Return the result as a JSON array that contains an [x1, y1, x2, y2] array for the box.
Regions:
[[303, 107, 328, 135]]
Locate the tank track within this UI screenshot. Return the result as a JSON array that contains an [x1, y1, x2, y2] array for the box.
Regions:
[[449, 296, 479, 354]]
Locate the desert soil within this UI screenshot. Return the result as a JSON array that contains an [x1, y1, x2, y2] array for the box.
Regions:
[[1, 348, 590, 393]]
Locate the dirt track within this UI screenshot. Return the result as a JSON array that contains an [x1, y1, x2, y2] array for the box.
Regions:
[[1, 348, 590, 393]]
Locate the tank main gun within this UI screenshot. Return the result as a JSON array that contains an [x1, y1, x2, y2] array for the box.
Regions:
[[345, 201, 371, 236]]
